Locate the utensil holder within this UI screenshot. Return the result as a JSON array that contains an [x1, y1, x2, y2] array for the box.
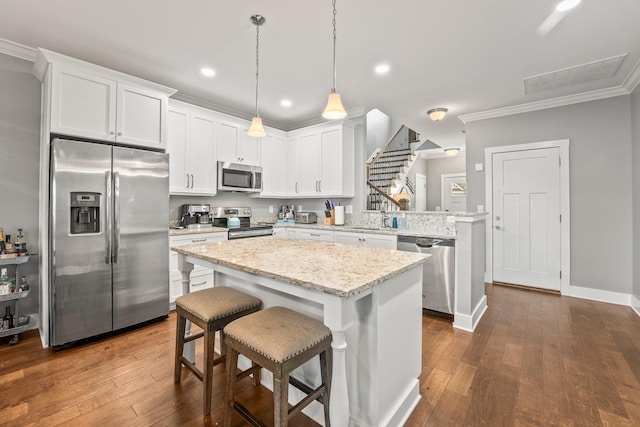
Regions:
[[324, 209, 335, 225]]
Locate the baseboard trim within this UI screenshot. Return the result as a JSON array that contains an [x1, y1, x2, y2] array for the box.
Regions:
[[632, 294, 640, 317], [569, 285, 631, 306], [453, 295, 488, 332]]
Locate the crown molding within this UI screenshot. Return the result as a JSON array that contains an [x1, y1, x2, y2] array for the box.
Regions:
[[622, 59, 640, 93], [459, 85, 630, 123], [0, 38, 37, 62]]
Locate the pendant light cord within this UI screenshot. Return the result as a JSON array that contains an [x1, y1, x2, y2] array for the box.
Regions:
[[331, 0, 337, 92], [255, 22, 260, 117]]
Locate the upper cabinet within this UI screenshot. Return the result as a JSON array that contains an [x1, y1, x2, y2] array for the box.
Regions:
[[167, 101, 217, 195], [287, 122, 355, 198], [217, 121, 260, 165], [33, 49, 176, 150], [259, 135, 288, 197]]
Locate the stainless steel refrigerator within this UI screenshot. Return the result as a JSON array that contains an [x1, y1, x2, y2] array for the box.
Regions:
[[49, 138, 169, 347]]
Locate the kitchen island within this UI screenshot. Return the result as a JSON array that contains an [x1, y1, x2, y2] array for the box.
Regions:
[[172, 236, 428, 427]]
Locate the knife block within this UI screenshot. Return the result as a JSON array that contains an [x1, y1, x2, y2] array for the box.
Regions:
[[324, 209, 335, 225]]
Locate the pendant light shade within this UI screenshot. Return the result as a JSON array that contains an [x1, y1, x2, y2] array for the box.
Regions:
[[248, 116, 266, 137], [322, 0, 347, 120], [248, 15, 266, 138], [323, 91, 347, 120]]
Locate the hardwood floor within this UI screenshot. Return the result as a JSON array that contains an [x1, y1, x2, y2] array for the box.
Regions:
[[1, 283, 639, 426]]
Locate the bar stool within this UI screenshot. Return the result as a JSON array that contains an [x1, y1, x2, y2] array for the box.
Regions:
[[223, 306, 333, 426], [174, 286, 262, 416]]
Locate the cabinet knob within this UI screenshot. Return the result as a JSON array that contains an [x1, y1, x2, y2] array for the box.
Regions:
[[110, 131, 115, 135], [117, 132, 122, 136]]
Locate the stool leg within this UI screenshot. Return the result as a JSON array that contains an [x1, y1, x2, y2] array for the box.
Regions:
[[175, 313, 187, 383], [224, 347, 239, 427], [274, 370, 289, 427], [203, 328, 215, 416], [320, 349, 332, 427]]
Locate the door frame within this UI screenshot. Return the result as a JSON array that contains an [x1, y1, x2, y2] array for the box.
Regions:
[[484, 139, 570, 295], [415, 173, 427, 211]]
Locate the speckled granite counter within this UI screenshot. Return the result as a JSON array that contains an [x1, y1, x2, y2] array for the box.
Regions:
[[171, 236, 427, 298], [172, 236, 426, 424], [169, 226, 228, 237]]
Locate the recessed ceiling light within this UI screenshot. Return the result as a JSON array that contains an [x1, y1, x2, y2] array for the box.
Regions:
[[200, 67, 216, 77], [280, 99, 292, 107], [556, 0, 581, 12], [374, 64, 390, 75]]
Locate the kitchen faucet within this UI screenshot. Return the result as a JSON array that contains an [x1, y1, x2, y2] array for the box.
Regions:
[[381, 208, 390, 228]]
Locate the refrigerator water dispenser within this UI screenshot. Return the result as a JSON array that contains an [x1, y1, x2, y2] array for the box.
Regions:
[[70, 192, 100, 234]]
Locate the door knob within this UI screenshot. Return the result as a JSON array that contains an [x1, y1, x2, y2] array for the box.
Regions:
[[495, 216, 501, 220]]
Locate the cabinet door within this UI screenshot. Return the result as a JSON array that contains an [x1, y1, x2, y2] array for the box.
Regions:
[[167, 107, 189, 193], [319, 128, 342, 195], [296, 134, 321, 195], [51, 67, 117, 141], [218, 121, 240, 162], [261, 136, 288, 196], [189, 113, 217, 195], [116, 83, 167, 150], [240, 129, 261, 164], [294, 229, 334, 242]]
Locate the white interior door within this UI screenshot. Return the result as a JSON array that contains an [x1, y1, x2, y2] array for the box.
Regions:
[[492, 148, 560, 290], [415, 173, 427, 211], [441, 174, 467, 212]]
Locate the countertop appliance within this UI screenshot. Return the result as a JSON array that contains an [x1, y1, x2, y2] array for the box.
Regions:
[[210, 207, 273, 239], [397, 236, 455, 316], [180, 204, 211, 228], [295, 212, 317, 224], [49, 138, 170, 347], [217, 162, 262, 193]]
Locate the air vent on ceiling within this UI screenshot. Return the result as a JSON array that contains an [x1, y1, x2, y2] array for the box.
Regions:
[[523, 53, 627, 94]]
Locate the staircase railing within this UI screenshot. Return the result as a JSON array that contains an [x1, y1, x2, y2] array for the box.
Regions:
[[405, 176, 416, 194]]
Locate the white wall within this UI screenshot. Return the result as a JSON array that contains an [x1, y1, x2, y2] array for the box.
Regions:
[[632, 88, 640, 309], [0, 53, 41, 314], [465, 96, 633, 295], [366, 108, 402, 158], [424, 156, 466, 211]]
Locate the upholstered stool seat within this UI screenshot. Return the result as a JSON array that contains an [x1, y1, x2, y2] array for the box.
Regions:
[[174, 286, 261, 416], [223, 306, 333, 426]]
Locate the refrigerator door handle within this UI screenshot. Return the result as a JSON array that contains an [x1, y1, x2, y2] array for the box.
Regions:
[[106, 171, 112, 264], [114, 171, 120, 264]]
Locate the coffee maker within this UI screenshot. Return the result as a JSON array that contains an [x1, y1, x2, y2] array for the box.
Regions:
[[180, 204, 211, 228]]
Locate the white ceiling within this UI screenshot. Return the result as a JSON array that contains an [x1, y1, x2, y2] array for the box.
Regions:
[[1, 0, 640, 151]]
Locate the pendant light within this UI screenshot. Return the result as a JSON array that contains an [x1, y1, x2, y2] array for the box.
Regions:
[[248, 15, 267, 137], [322, 0, 347, 120]]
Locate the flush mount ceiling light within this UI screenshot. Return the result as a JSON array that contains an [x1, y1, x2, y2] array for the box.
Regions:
[[200, 67, 215, 77], [322, 0, 347, 120], [247, 14, 267, 138], [444, 148, 460, 156], [427, 108, 448, 121]]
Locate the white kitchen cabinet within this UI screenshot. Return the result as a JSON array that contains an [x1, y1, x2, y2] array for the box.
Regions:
[[167, 102, 217, 195], [169, 232, 227, 306], [272, 227, 287, 238], [287, 122, 355, 198], [259, 135, 288, 197], [217, 121, 260, 165], [335, 231, 397, 250], [34, 49, 174, 150], [289, 228, 334, 242]]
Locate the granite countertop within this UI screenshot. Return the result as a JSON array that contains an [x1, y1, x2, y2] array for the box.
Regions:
[[171, 236, 429, 298], [273, 222, 455, 239], [169, 226, 228, 237]]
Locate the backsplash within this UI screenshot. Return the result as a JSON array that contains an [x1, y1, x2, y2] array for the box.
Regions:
[[353, 211, 458, 238]]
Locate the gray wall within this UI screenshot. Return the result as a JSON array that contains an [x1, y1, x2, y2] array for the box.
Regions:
[[465, 96, 633, 295], [0, 53, 41, 314], [633, 88, 640, 305], [424, 156, 466, 211]]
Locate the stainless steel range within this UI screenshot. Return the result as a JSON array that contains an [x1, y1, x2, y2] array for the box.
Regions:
[[210, 207, 273, 239]]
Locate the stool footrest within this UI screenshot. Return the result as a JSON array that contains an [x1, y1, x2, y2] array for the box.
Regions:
[[233, 402, 265, 427], [288, 376, 328, 405], [184, 331, 204, 343], [289, 383, 327, 420], [180, 357, 204, 382]]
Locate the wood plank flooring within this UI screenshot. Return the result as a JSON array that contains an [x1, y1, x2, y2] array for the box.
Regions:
[[1, 283, 640, 426]]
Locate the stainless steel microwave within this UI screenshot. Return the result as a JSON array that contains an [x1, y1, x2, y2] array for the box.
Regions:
[[217, 161, 262, 192]]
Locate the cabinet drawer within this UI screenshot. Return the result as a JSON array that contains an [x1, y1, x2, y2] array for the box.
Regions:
[[170, 232, 226, 274], [292, 229, 334, 242], [170, 271, 214, 305]]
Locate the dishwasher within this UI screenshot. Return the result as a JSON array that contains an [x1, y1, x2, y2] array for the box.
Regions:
[[397, 235, 455, 316]]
